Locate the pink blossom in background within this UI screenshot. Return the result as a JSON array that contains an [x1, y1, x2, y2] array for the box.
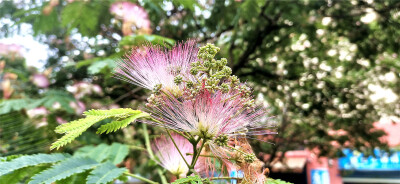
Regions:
[[26, 107, 49, 118], [56, 117, 67, 124], [67, 81, 103, 99], [151, 133, 193, 178], [1, 79, 13, 99], [70, 101, 86, 115], [52, 102, 61, 109], [32, 74, 50, 88], [92, 84, 103, 95], [0, 43, 24, 58], [110, 1, 150, 28], [110, 1, 151, 35], [36, 117, 48, 128], [115, 40, 198, 90]]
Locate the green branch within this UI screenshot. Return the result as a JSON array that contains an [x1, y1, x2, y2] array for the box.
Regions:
[[142, 124, 168, 184], [124, 171, 159, 184]]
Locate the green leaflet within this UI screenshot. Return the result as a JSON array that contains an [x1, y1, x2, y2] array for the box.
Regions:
[[28, 157, 99, 184], [119, 34, 175, 48], [83, 108, 141, 117], [96, 111, 150, 134], [172, 175, 203, 184], [2, 144, 130, 184], [86, 162, 126, 184], [51, 108, 149, 150], [0, 165, 49, 184], [0, 153, 70, 176], [0, 99, 38, 114], [61, 1, 108, 36], [74, 144, 111, 163], [108, 143, 130, 165], [0, 90, 75, 114], [74, 143, 129, 165], [265, 178, 294, 184]]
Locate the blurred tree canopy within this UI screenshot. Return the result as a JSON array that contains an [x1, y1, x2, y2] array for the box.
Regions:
[[1, 0, 400, 169]]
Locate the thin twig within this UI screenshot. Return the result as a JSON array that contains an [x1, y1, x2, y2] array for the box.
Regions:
[[124, 171, 159, 184], [142, 124, 168, 184]]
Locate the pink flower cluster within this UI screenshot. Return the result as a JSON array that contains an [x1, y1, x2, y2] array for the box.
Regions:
[[152, 133, 193, 178], [115, 40, 198, 90], [115, 40, 275, 182], [110, 1, 151, 35], [0, 43, 24, 58], [67, 81, 103, 99]]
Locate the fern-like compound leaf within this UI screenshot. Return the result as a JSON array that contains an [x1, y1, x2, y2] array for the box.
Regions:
[[51, 125, 97, 150], [55, 116, 102, 134], [107, 143, 130, 165], [0, 153, 70, 176], [172, 175, 203, 184], [28, 157, 99, 184], [83, 108, 140, 117], [51, 108, 149, 150], [96, 111, 150, 134], [86, 162, 126, 184]]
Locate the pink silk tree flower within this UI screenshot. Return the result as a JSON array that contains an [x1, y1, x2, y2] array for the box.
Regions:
[[114, 40, 198, 92], [32, 74, 50, 88], [110, 1, 151, 30], [147, 90, 274, 139], [69, 101, 86, 115], [152, 133, 193, 178], [26, 107, 49, 118]]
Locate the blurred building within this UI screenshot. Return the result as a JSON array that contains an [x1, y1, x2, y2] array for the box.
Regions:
[[269, 121, 400, 184]]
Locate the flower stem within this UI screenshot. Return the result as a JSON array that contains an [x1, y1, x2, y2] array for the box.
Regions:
[[192, 139, 206, 167], [187, 138, 207, 176], [142, 124, 168, 184], [124, 171, 159, 184], [164, 126, 191, 168], [186, 153, 235, 161]]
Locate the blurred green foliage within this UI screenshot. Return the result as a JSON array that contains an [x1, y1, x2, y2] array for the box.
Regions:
[[0, 143, 129, 184], [0, 0, 400, 182]]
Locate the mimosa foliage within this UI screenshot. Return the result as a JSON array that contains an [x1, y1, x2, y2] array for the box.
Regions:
[[172, 175, 204, 184], [0, 153, 70, 176], [51, 108, 149, 150], [0, 143, 129, 184]]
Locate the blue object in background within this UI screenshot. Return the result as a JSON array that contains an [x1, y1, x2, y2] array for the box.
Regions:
[[311, 169, 330, 184], [230, 170, 243, 184], [339, 148, 400, 171]]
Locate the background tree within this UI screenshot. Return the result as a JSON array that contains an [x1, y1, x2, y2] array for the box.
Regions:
[[1, 0, 399, 177]]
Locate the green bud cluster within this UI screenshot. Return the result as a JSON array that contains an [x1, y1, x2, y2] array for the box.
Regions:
[[243, 99, 256, 109], [187, 44, 240, 94], [153, 84, 162, 95], [244, 153, 256, 163], [214, 134, 229, 147], [174, 75, 183, 85], [180, 44, 257, 111], [235, 84, 252, 98], [146, 94, 162, 107], [198, 43, 220, 60]]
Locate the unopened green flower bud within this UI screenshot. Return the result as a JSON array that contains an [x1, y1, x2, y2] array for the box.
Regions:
[[153, 84, 162, 94], [174, 75, 183, 84], [214, 134, 229, 147], [244, 153, 256, 163], [190, 68, 199, 75], [204, 60, 211, 68], [230, 75, 239, 85], [186, 81, 194, 88], [221, 83, 230, 93], [221, 58, 228, 66], [222, 66, 232, 75]]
